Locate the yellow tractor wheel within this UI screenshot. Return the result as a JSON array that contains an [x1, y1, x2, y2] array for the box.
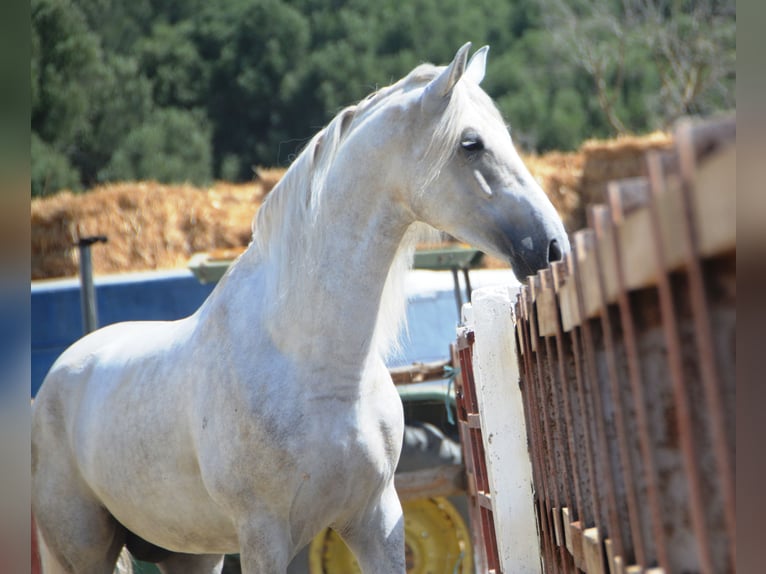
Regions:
[[308, 497, 472, 574]]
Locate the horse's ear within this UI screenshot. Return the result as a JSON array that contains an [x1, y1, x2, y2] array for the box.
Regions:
[[423, 42, 472, 103], [465, 45, 489, 85]]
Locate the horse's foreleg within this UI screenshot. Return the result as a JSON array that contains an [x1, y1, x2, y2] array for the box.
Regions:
[[339, 482, 406, 574], [33, 478, 126, 574], [236, 518, 291, 574]]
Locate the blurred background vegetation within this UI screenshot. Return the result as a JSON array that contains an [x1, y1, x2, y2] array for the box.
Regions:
[[31, 0, 735, 197]]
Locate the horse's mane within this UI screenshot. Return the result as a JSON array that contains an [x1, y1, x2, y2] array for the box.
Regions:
[[247, 62, 469, 359]]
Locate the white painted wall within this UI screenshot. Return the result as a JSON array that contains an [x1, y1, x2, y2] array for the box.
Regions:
[[463, 285, 542, 574]]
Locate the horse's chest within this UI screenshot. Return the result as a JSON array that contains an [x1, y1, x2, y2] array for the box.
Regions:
[[287, 410, 401, 531]]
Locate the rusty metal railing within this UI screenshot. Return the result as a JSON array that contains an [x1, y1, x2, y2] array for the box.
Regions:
[[514, 116, 735, 573], [453, 330, 503, 573]]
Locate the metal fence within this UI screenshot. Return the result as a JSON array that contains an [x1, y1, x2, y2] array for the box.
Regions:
[[454, 330, 503, 573], [514, 116, 735, 573]]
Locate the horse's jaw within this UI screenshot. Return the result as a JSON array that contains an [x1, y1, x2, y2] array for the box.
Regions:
[[488, 197, 571, 281]]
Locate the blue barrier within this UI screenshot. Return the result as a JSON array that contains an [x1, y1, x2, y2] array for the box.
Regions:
[[32, 268, 510, 397], [31, 270, 215, 396]]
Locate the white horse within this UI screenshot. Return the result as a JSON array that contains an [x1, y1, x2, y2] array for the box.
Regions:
[[32, 43, 569, 574]]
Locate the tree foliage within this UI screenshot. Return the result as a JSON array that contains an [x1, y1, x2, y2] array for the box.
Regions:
[[31, 0, 736, 196]]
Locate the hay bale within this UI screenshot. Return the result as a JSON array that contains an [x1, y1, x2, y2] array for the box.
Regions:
[[31, 181, 267, 280], [523, 151, 584, 234], [525, 131, 673, 232], [579, 131, 674, 204]]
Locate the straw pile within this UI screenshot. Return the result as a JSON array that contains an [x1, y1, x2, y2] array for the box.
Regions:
[[524, 131, 673, 233], [31, 135, 673, 279], [31, 169, 283, 280]]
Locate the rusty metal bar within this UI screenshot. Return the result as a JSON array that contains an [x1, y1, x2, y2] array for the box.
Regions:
[[675, 123, 736, 572], [455, 331, 503, 572], [566, 258, 603, 534], [606, 183, 670, 571], [570, 231, 623, 571], [529, 275, 562, 568], [551, 260, 586, 526], [540, 269, 578, 573], [646, 151, 714, 574], [452, 338, 486, 573], [518, 287, 559, 571], [512, 118, 734, 574], [589, 205, 647, 568], [532, 301, 569, 571]]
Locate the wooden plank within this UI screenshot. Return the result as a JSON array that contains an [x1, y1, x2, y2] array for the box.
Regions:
[[562, 507, 574, 555], [569, 520, 586, 571], [574, 230, 603, 321], [583, 527, 606, 574], [559, 253, 580, 332], [604, 538, 620, 574], [590, 204, 620, 304], [389, 359, 451, 385], [694, 145, 736, 258], [552, 507, 563, 547], [394, 465, 466, 501], [535, 284, 558, 337], [535, 269, 558, 337], [607, 177, 650, 219], [516, 320, 525, 357]]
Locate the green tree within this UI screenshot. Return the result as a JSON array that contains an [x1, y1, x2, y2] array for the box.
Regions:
[[103, 108, 213, 185], [31, 0, 105, 150], [30, 0, 736, 194], [31, 133, 81, 197], [75, 53, 155, 186], [136, 21, 207, 109], [193, 0, 311, 175], [540, 0, 735, 132]]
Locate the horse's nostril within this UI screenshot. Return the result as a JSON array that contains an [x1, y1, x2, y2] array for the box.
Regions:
[[548, 239, 562, 263]]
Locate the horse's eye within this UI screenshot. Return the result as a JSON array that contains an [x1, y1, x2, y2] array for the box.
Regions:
[[460, 137, 484, 153]]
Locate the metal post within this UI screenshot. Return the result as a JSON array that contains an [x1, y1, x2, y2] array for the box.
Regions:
[[462, 268, 473, 303], [77, 235, 107, 334], [450, 267, 463, 320]]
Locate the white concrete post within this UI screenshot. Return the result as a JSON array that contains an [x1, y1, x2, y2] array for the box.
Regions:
[[463, 285, 542, 574]]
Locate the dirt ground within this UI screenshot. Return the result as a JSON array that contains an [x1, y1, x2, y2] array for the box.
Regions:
[[31, 134, 672, 280]]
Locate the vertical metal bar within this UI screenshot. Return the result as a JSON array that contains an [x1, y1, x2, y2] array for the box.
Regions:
[[590, 205, 647, 568], [462, 268, 473, 303], [518, 287, 558, 571], [451, 267, 464, 320], [571, 231, 623, 568], [539, 269, 576, 572], [551, 261, 586, 527], [531, 309, 562, 571], [608, 183, 669, 570], [676, 123, 736, 571], [457, 332, 502, 571], [77, 236, 107, 335], [646, 151, 714, 574], [454, 336, 488, 574], [566, 262, 602, 532]]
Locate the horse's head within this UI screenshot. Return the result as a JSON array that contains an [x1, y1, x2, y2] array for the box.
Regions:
[[404, 43, 570, 281]]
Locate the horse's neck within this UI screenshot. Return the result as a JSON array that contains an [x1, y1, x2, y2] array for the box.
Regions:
[[238, 157, 414, 376]]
